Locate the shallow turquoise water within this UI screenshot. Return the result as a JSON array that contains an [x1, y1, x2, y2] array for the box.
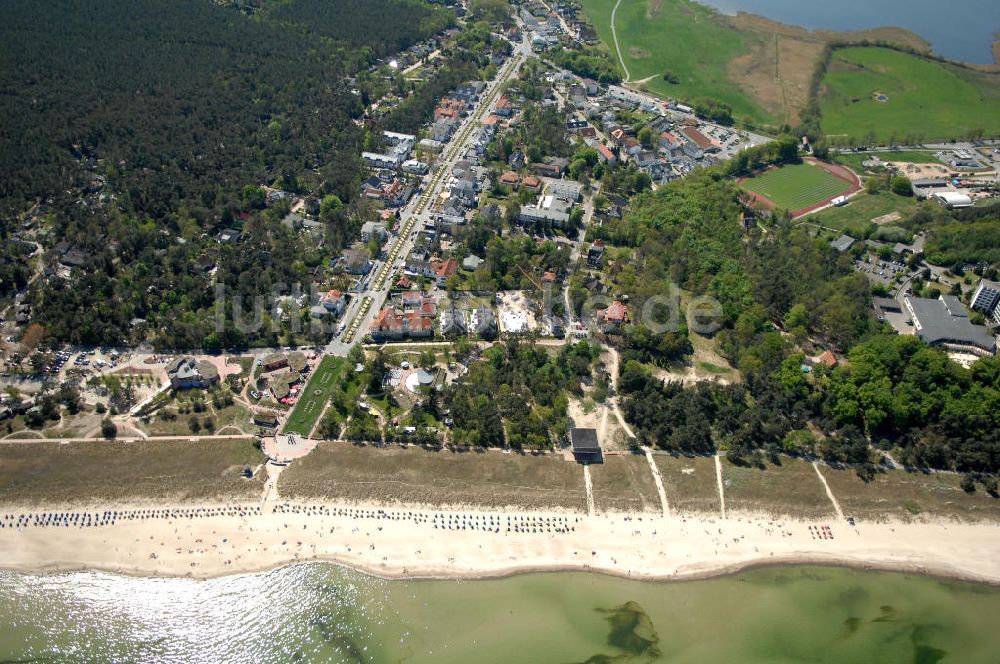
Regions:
[[1, 564, 999, 662]]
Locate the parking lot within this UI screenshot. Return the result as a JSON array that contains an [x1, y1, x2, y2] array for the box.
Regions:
[[854, 254, 911, 288]]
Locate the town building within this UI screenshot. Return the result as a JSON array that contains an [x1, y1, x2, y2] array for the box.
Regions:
[[971, 279, 1000, 325], [440, 304, 468, 337], [587, 240, 606, 268], [370, 307, 434, 341], [261, 353, 288, 372], [905, 295, 996, 356], [597, 300, 630, 330], [166, 357, 220, 389], [470, 304, 498, 340], [830, 234, 856, 253]]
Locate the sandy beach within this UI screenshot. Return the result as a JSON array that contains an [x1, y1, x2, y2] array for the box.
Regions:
[[2, 500, 1000, 585]]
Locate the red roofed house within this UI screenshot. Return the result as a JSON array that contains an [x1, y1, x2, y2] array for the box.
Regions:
[[681, 126, 716, 151], [494, 96, 513, 117], [596, 143, 617, 165], [320, 289, 345, 316], [542, 271, 556, 283], [435, 107, 458, 120], [431, 257, 458, 285], [598, 300, 630, 330], [371, 308, 433, 341], [659, 131, 681, 148], [499, 171, 521, 187], [818, 350, 838, 368], [521, 176, 542, 192]]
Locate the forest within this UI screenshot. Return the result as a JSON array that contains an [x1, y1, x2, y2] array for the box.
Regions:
[[621, 334, 1000, 477], [0, 0, 454, 346], [443, 340, 600, 449], [609, 170, 1000, 477]]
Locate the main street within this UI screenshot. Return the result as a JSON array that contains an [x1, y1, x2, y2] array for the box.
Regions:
[[326, 37, 534, 356]]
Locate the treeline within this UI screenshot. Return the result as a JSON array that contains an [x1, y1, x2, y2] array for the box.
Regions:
[[690, 98, 733, 125], [622, 334, 1000, 475], [592, 171, 872, 365], [508, 102, 574, 161], [550, 47, 622, 86], [722, 135, 800, 177], [0, 235, 32, 299], [907, 203, 1000, 268], [266, 0, 454, 59], [480, 235, 572, 291]]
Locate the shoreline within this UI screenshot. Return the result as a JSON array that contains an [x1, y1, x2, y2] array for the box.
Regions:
[[3, 500, 1000, 587], [4, 551, 1000, 589], [694, 2, 998, 68]]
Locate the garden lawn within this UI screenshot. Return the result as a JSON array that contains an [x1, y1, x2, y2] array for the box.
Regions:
[[283, 356, 346, 436], [741, 162, 851, 211]]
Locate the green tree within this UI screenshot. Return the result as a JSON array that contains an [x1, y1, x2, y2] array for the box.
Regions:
[[241, 185, 266, 210], [468, 0, 509, 22], [890, 176, 913, 197], [637, 126, 654, 148]]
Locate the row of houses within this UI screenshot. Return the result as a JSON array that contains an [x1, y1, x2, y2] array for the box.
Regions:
[[371, 298, 499, 342]]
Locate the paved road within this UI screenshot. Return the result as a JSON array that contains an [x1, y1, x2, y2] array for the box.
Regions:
[[326, 41, 532, 356]]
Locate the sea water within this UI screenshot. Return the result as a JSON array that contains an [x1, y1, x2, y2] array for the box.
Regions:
[[1, 564, 999, 662], [696, 0, 1000, 64]]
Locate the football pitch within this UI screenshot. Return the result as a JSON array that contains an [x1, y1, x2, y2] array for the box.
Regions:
[[283, 356, 344, 436], [740, 162, 852, 212]]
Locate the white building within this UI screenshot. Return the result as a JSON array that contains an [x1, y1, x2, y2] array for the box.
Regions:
[[933, 192, 973, 209], [971, 279, 1000, 325]]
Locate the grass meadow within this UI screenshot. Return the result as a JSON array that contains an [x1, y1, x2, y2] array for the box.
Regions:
[[807, 191, 921, 235], [577, 0, 773, 124], [820, 47, 1000, 142], [0, 439, 265, 505], [279, 443, 589, 511]]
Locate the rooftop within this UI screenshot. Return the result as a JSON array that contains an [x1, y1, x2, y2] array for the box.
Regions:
[[906, 296, 996, 355]]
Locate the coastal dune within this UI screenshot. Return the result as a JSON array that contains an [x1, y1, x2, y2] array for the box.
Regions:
[[2, 501, 999, 585]]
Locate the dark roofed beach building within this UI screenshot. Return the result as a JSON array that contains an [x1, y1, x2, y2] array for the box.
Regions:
[[570, 428, 602, 464]]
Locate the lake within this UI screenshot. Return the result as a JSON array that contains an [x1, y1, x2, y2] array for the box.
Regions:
[[2, 564, 1000, 662], [695, 0, 1000, 64]]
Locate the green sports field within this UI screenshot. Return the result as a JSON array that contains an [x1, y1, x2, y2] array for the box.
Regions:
[[740, 162, 851, 211], [283, 356, 344, 436], [820, 47, 1000, 142]]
